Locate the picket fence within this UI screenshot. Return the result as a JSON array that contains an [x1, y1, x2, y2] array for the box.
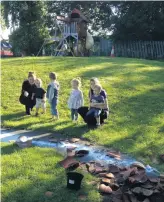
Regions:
[[92, 39, 164, 59]]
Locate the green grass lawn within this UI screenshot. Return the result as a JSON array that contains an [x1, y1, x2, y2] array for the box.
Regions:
[[1, 56, 164, 171], [1, 143, 101, 202]]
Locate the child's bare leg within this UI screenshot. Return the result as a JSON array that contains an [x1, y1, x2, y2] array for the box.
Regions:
[[36, 108, 39, 116], [42, 108, 46, 114], [42, 102, 46, 114], [96, 117, 100, 125]]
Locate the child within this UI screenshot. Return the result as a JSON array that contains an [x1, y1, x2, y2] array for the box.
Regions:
[[68, 78, 84, 122], [46, 72, 60, 119], [87, 84, 104, 127], [32, 78, 46, 116]]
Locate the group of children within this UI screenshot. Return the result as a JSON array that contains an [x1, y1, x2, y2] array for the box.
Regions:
[[33, 72, 104, 126]]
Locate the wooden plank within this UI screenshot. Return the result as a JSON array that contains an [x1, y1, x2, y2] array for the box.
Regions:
[[135, 41, 138, 58], [144, 41, 148, 59], [161, 41, 164, 56], [142, 41, 145, 59], [156, 41, 160, 58], [154, 41, 157, 59], [132, 41, 135, 58]]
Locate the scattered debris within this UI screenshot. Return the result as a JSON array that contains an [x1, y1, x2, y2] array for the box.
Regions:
[[59, 157, 79, 170], [55, 137, 164, 201], [70, 138, 80, 143], [78, 194, 87, 200], [106, 151, 121, 160], [49, 138, 58, 143], [45, 191, 53, 197], [66, 145, 77, 151]]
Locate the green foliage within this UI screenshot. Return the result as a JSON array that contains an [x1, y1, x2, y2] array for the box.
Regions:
[[2, 1, 164, 52], [111, 1, 164, 41], [2, 1, 49, 55], [1, 57, 164, 172]]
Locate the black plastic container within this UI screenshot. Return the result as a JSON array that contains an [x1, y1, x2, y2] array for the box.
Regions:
[[67, 172, 84, 190]]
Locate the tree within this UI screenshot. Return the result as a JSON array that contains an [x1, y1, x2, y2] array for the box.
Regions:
[[111, 1, 164, 41], [2, 1, 49, 55]]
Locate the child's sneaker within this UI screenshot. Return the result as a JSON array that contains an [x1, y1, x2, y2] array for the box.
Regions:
[[35, 112, 39, 117], [96, 123, 101, 128]]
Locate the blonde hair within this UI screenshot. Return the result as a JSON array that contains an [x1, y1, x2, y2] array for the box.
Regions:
[[89, 77, 101, 99], [90, 77, 100, 85], [35, 78, 42, 87], [71, 77, 81, 87], [49, 72, 57, 80], [94, 84, 102, 93]]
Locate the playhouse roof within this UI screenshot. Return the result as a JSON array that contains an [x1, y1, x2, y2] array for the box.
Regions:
[[57, 8, 89, 23]]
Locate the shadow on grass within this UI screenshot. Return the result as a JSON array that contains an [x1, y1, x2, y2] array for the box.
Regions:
[[1, 111, 91, 140], [1, 143, 21, 155]]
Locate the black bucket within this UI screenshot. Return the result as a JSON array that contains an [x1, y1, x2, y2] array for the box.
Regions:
[[67, 172, 84, 190]]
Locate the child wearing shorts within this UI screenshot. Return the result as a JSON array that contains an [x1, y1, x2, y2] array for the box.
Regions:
[[32, 78, 46, 116]]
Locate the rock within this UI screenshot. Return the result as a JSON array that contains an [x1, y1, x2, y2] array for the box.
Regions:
[[130, 162, 145, 170], [102, 178, 114, 185], [132, 187, 141, 194], [106, 173, 115, 179], [143, 199, 150, 202], [148, 176, 160, 183], [108, 165, 120, 173], [141, 183, 154, 189], [141, 188, 153, 196], [99, 184, 112, 194]]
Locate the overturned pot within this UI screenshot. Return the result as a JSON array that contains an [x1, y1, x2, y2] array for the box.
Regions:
[[16, 136, 33, 148]]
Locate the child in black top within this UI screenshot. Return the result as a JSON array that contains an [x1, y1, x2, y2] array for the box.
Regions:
[[32, 78, 46, 116]]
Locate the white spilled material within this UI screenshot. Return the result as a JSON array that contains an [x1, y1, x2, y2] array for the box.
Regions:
[[0, 130, 28, 139]]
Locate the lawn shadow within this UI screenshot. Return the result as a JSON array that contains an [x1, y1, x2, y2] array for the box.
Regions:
[[1, 143, 21, 155]]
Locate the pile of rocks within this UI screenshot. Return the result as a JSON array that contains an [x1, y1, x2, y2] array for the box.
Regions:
[[85, 161, 164, 202], [59, 147, 164, 202]]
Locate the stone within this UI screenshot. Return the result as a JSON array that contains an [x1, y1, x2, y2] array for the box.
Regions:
[[99, 184, 112, 194], [130, 162, 145, 170], [106, 173, 115, 179]]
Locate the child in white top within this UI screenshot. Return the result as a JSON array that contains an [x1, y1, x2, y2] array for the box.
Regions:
[[68, 78, 84, 122]]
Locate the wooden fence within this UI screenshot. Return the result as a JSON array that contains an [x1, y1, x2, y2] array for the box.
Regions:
[[114, 41, 164, 59], [91, 38, 112, 56]]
